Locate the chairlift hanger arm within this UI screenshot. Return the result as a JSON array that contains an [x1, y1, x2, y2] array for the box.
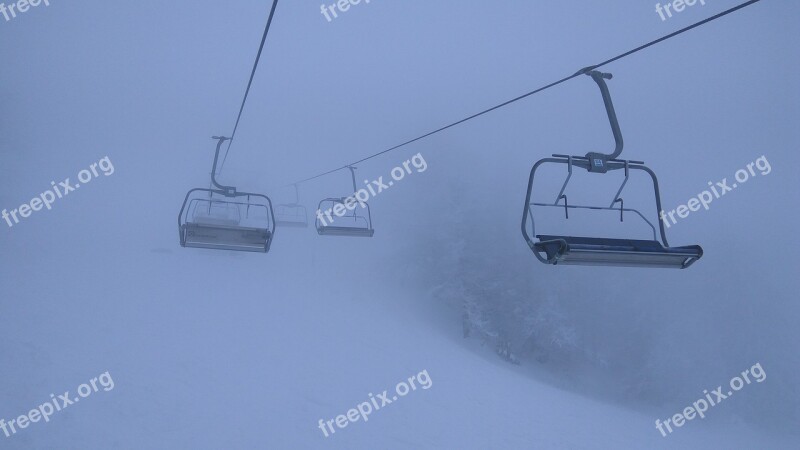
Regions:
[[291, 183, 300, 205], [347, 166, 358, 194], [582, 71, 624, 173], [210, 136, 237, 196]]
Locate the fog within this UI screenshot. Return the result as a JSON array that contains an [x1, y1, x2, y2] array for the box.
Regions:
[[1, 0, 798, 448]]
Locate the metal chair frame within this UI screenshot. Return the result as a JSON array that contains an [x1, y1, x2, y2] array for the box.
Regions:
[[520, 70, 702, 268], [275, 184, 309, 228], [178, 136, 276, 253], [316, 166, 375, 238]]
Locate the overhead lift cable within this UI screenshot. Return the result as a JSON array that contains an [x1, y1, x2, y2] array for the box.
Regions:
[[290, 0, 762, 186], [178, 0, 281, 253], [218, 0, 281, 175]]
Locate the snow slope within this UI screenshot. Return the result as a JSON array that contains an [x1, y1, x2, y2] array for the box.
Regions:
[[1, 222, 795, 449]]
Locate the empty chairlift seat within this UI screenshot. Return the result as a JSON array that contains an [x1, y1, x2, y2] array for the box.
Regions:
[[275, 204, 309, 228], [316, 166, 375, 238], [180, 197, 274, 252], [178, 136, 276, 253], [274, 185, 309, 228], [521, 156, 703, 269], [315, 198, 374, 237], [520, 70, 703, 269]]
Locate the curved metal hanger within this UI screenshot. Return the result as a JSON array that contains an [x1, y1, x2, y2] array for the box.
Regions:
[[584, 70, 624, 173]]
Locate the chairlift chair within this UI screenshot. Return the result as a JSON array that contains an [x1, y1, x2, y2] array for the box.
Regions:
[[316, 166, 375, 237], [275, 184, 309, 228], [521, 70, 703, 268], [179, 136, 276, 253]]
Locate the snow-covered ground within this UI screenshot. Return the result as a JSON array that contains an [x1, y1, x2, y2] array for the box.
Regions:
[[0, 224, 795, 449]]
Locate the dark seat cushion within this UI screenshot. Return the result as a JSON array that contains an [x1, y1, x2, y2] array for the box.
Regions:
[[533, 235, 702, 268], [537, 235, 664, 251], [536, 235, 701, 255]]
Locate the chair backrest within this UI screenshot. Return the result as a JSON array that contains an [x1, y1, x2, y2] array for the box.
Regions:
[[182, 222, 270, 252], [191, 199, 241, 225]]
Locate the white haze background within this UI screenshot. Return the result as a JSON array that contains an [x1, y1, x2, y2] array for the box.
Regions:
[[1, 0, 798, 448]]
